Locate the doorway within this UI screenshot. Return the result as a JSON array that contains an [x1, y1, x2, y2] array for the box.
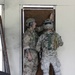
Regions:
[[21, 5, 56, 75]]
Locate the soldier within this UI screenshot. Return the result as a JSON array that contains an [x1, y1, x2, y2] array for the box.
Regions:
[[36, 19, 63, 75], [23, 18, 38, 75]]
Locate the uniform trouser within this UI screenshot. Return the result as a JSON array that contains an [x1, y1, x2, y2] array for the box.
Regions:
[[23, 52, 38, 75], [41, 56, 61, 75]]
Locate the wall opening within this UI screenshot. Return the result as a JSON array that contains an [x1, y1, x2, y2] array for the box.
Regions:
[[21, 5, 56, 75]]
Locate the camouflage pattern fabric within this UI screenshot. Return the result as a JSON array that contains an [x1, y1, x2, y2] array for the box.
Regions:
[[23, 28, 38, 75], [36, 31, 63, 75]]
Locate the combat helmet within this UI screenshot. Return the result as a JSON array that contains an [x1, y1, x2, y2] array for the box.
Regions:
[[26, 18, 35, 27], [43, 19, 54, 29]]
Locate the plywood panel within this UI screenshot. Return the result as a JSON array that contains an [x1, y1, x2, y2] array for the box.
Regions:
[[24, 10, 53, 26]]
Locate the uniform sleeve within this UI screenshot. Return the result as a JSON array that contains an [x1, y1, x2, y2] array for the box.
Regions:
[[56, 33, 63, 46], [23, 33, 30, 50], [36, 35, 43, 52]]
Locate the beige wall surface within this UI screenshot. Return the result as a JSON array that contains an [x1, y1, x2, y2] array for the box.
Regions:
[[21, 0, 75, 5], [56, 6, 75, 75], [2, 0, 75, 75], [0, 0, 4, 4], [5, 0, 20, 75]]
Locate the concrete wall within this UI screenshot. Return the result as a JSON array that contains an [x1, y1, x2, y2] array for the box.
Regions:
[[0, 0, 4, 4], [21, 0, 75, 5], [1, 0, 75, 75], [56, 6, 75, 75], [5, 0, 20, 75]]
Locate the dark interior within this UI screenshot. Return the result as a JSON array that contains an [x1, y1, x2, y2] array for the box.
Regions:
[[24, 10, 53, 26]]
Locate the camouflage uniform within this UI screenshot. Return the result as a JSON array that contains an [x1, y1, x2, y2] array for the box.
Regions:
[[23, 18, 38, 75], [36, 19, 63, 75]]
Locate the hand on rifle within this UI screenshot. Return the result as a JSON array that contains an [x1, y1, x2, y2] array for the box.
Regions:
[[50, 13, 54, 22]]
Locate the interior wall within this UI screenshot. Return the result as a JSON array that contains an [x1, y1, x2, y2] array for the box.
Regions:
[[56, 6, 75, 75], [2, 0, 75, 75], [0, 0, 4, 4], [5, 0, 20, 75], [20, 0, 75, 5]]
